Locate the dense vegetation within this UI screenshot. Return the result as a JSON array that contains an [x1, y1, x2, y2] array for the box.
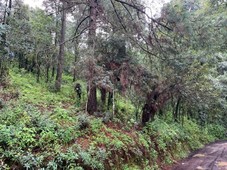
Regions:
[[0, 0, 226, 169]]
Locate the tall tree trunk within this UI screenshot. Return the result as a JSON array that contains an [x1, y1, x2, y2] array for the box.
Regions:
[[142, 103, 157, 126], [174, 97, 181, 122], [52, 7, 59, 78], [86, 0, 98, 114], [24, 58, 29, 71], [73, 40, 79, 82], [55, 1, 66, 91], [2, 0, 7, 25], [46, 63, 50, 83], [18, 52, 24, 69], [52, 65, 55, 78], [0, 0, 11, 81], [100, 88, 106, 107], [36, 64, 40, 83], [2, 0, 11, 39], [87, 85, 97, 114], [7, 0, 12, 20], [30, 56, 35, 73], [107, 92, 113, 110]]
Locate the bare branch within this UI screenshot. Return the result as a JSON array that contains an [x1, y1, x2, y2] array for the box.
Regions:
[[121, 3, 133, 20], [114, 0, 172, 31], [109, 0, 127, 32], [74, 15, 90, 37]]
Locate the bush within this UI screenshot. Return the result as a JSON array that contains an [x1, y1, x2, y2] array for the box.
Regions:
[[207, 124, 226, 139], [144, 117, 220, 163], [77, 114, 91, 130]]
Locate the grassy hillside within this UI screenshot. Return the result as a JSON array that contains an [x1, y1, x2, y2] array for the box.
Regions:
[[0, 69, 226, 169]]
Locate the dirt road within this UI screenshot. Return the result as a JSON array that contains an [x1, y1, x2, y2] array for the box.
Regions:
[[172, 141, 227, 170]]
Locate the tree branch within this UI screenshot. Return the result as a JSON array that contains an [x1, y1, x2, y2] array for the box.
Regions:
[[74, 15, 90, 37], [109, 0, 127, 32], [114, 0, 172, 31]]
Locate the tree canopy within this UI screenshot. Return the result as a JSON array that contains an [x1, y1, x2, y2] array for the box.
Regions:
[[0, 0, 226, 169]]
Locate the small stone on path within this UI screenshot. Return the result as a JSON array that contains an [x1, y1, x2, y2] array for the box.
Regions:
[[193, 154, 206, 158]]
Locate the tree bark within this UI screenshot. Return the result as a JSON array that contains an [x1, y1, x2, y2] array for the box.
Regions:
[[2, 0, 11, 40], [36, 64, 40, 83], [52, 65, 55, 78], [107, 92, 113, 110], [141, 85, 174, 125], [7, 0, 12, 20], [55, 1, 67, 91], [46, 63, 50, 83], [73, 40, 79, 82], [87, 85, 97, 114], [142, 102, 158, 126], [86, 0, 98, 114], [100, 88, 106, 106], [174, 96, 181, 122]]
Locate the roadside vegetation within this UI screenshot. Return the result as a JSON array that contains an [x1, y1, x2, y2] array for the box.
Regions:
[[0, 0, 226, 169], [0, 68, 226, 169]]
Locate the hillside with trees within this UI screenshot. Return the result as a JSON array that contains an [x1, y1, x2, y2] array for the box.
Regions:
[[0, 0, 226, 169]]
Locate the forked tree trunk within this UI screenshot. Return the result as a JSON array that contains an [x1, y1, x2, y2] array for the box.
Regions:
[[141, 85, 174, 125]]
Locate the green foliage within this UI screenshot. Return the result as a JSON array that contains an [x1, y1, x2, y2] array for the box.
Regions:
[[0, 68, 226, 169], [19, 152, 44, 169], [115, 95, 135, 122], [144, 116, 224, 163], [1, 0, 226, 167], [9, 69, 74, 105], [77, 114, 91, 130], [206, 124, 226, 139], [90, 118, 104, 134], [0, 24, 7, 39]]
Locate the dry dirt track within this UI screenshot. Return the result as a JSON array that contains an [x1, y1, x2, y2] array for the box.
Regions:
[[172, 141, 227, 170]]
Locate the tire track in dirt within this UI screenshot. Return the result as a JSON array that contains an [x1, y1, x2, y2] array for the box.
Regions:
[[172, 141, 227, 170]]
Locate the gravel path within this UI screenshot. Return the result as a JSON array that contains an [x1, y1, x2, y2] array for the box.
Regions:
[[172, 141, 227, 170]]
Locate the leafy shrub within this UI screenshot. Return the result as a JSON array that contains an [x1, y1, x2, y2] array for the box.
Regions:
[[52, 107, 73, 121], [58, 127, 75, 144], [146, 118, 184, 150], [0, 125, 14, 147], [114, 96, 135, 121], [39, 129, 58, 146], [183, 119, 215, 150], [1, 69, 226, 170], [207, 124, 226, 139], [144, 117, 220, 163], [77, 114, 91, 130], [19, 152, 44, 169], [15, 127, 36, 148], [90, 118, 103, 134]]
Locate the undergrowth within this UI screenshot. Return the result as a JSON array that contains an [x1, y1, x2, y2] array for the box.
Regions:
[[0, 69, 226, 169]]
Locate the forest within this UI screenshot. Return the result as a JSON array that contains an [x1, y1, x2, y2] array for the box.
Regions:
[[0, 0, 227, 169]]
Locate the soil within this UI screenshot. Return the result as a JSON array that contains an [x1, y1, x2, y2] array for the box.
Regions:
[[171, 141, 227, 170]]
